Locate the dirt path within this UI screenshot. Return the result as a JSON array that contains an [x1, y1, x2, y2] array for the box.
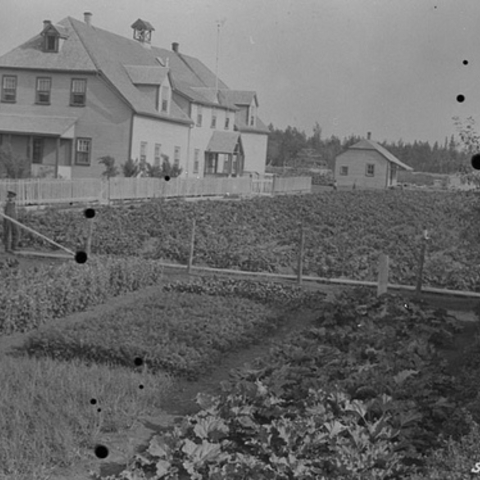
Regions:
[[45, 307, 323, 480]]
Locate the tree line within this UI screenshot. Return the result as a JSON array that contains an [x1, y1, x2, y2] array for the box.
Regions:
[[267, 122, 471, 174]]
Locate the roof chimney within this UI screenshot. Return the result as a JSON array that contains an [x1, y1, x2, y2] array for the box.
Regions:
[[84, 12, 92, 26], [172, 42, 179, 53], [367, 132, 371, 140]]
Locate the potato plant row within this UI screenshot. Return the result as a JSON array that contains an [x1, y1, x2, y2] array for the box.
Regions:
[[18, 190, 480, 291], [104, 288, 480, 480]]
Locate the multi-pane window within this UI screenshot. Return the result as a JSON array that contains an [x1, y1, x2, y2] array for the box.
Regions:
[[174, 146, 180, 168], [36, 77, 51, 104], [225, 116, 230, 130], [70, 79, 86, 106], [154, 143, 162, 166], [161, 86, 169, 112], [1, 76, 17, 102], [196, 106, 203, 127], [75, 138, 91, 165], [140, 142, 147, 163], [211, 110, 217, 128], [193, 149, 200, 174], [366, 164, 375, 176], [340, 166, 348, 176], [45, 34, 58, 52]]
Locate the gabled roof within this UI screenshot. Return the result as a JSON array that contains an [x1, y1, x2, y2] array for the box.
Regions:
[[123, 65, 168, 85], [41, 23, 69, 39], [206, 131, 241, 154], [343, 138, 413, 171], [0, 20, 96, 71], [0, 15, 268, 133], [218, 90, 258, 107], [234, 115, 269, 134]]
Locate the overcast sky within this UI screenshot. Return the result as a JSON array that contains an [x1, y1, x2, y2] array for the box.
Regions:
[[1, 0, 479, 145]]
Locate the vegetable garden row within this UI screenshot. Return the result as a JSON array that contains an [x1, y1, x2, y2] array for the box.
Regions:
[[17, 189, 480, 292]]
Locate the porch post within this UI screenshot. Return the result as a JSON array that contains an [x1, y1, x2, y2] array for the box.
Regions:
[[55, 137, 60, 179]]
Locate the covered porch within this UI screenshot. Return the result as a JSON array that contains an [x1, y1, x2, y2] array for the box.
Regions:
[[0, 114, 77, 179], [204, 131, 244, 177]]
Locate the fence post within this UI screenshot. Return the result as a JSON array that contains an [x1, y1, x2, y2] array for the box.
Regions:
[[187, 218, 196, 274], [85, 217, 94, 257], [415, 228, 430, 297], [297, 222, 305, 285], [377, 253, 389, 296]]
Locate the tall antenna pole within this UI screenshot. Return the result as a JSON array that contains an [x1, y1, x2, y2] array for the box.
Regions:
[[214, 18, 226, 101]]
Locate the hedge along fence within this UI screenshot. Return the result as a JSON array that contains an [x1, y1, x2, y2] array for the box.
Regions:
[[0, 256, 166, 336]]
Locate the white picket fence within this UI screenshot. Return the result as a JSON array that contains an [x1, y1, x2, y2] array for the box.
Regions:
[[0, 175, 311, 206]]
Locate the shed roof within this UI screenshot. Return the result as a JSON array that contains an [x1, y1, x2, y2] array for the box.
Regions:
[[0, 114, 77, 136], [344, 138, 413, 171], [206, 131, 241, 154]]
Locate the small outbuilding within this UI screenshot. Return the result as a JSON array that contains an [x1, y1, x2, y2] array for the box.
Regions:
[[334, 132, 413, 189]]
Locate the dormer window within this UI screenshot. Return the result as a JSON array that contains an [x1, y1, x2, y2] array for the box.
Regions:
[[45, 34, 58, 52], [161, 86, 170, 113], [249, 104, 256, 127]]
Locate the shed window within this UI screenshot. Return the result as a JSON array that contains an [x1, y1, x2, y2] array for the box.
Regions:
[[75, 138, 91, 165], [70, 79, 86, 106], [36, 77, 51, 104], [1, 76, 17, 103], [339, 166, 348, 176], [366, 164, 375, 176]]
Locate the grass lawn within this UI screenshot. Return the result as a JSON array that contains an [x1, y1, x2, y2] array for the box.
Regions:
[[0, 354, 172, 480]]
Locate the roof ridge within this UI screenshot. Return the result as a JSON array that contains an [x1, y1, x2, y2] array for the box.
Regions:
[[66, 17, 101, 72]]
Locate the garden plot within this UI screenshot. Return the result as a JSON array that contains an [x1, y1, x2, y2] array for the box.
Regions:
[[12, 290, 286, 380]]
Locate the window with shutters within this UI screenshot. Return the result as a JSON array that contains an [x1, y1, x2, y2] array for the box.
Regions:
[[1, 76, 17, 103], [70, 79, 86, 106], [36, 77, 51, 104], [75, 138, 91, 165]]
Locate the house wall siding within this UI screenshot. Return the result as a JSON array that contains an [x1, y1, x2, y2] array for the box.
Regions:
[[241, 132, 267, 175], [335, 150, 388, 189], [0, 69, 132, 179], [131, 115, 188, 174]]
